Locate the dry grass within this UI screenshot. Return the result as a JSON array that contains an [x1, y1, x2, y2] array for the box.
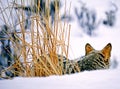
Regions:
[[0, 0, 71, 77]]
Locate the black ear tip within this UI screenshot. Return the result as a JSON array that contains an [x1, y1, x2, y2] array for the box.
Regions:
[[86, 43, 90, 45], [107, 43, 112, 47], [86, 43, 90, 46]]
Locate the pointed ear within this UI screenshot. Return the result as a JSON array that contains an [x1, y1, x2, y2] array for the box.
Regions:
[[85, 43, 94, 55], [101, 43, 112, 61]]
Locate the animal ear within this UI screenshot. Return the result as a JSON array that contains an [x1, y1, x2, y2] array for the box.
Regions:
[[101, 43, 112, 61], [85, 43, 94, 55]]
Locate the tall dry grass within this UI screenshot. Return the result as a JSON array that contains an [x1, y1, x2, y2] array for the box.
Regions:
[[0, 0, 71, 77]]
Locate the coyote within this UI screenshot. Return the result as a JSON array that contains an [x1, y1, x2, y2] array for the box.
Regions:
[[34, 43, 112, 75], [0, 43, 112, 78], [60, 43, 112, 74]]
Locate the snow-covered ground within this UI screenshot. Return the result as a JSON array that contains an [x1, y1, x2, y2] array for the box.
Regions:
[[0, 0, 120, 89], [0, 69, 120, 89]]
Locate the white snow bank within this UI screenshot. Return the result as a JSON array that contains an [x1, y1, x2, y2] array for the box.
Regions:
[[0, 69, 120, 89]]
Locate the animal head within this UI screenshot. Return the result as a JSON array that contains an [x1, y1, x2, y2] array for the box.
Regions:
[[85, 43, 112, 63]]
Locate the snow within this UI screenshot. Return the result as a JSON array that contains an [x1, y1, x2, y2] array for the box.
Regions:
[[0, 69, 120, 89], [0, 0, 120, 89]]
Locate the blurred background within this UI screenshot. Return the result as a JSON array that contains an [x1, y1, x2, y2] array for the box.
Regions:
[[0, 0, 120, 77]]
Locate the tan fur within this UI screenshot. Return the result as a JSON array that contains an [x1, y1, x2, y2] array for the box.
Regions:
[[101, 43, 112, 62], [85, 43, 112, 63], [85, 43, 94, 55]]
